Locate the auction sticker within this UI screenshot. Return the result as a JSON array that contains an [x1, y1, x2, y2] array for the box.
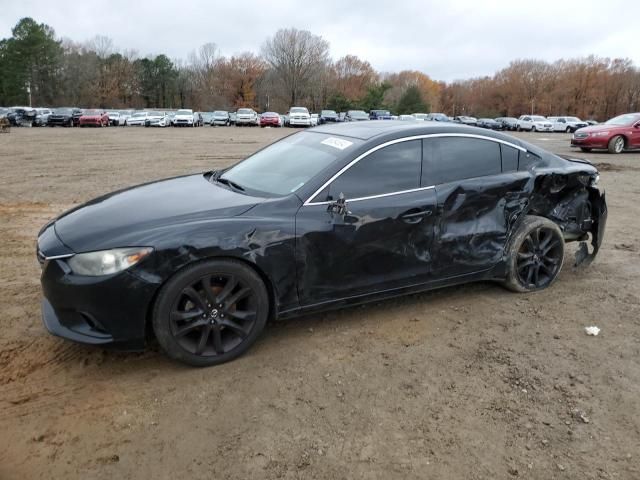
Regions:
[[321, 137, 353, 150]]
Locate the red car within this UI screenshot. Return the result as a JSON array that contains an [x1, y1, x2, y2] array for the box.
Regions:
[[571, 113, 640, 154], [259, 112, 282, 128], [79, 109, 110, 127]]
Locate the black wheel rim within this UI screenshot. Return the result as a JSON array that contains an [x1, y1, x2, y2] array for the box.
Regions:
[[170, 274, 257, 357], [516, 227, 563, 289]]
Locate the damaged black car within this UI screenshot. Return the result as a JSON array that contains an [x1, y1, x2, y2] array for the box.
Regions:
[[37, 122, 607, 366]]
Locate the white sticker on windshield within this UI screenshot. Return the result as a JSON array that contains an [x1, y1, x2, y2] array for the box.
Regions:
[[321, 137, 353, 150]]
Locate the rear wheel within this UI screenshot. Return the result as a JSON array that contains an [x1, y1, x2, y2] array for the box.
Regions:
[[608, 135, 625, 154], [153, 259, 269, 367], [502, 216, 565, 293]]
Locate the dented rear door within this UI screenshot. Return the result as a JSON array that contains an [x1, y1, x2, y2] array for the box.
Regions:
[[424, 137, 532, 278]]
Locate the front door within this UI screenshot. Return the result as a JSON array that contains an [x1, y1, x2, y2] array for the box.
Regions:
[[295, 140, 437, 305]]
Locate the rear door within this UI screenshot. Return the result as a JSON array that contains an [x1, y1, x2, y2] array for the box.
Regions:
[[426, 136, 531, 278], [295, 140, 437, 305]]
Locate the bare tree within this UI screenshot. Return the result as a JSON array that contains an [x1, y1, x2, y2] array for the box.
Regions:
[[261, 28, 330, 107]]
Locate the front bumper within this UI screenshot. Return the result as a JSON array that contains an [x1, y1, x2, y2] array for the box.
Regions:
[[37, 225, 159, 350], [39, 256, 158, 350], [571, 135, 608, 148], [147, 119, 167, 127], [236, 118, 257, 125], [289, 118, 311, 126]]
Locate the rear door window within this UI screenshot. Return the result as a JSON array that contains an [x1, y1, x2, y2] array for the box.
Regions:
[[431, 137, 501, 184]]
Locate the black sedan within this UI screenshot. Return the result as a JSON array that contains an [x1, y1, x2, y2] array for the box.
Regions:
[[37, 122, 607, 366], [48, 108, 83, 127], [319, 110, 339, 124], [476, 118, 503, 130]]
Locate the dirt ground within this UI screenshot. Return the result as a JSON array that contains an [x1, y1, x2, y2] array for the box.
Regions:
[[1, 125, 639, 479]]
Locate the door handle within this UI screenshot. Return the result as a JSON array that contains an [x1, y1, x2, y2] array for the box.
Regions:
[[400, 208, 432, 223]]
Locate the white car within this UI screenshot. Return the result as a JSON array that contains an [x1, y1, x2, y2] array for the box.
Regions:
[[33, 108, 52, 126], [547, 116, 589, 133], [173, 108, 196, 127], [235, 108, 259, 126], [106, 111, 121, 126], [287, 107, 311, 127], [125, 111, 149, 126], [310, 113, 319, 126], [398, 114, 419, 121], [412, 113, 429, 121], [145, 111, 169, 127], [119, 110, 133, 126], [516, 115, 554, 132]]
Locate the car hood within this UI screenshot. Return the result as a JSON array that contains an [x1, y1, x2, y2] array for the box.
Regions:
[[54, 173, 261, 251]]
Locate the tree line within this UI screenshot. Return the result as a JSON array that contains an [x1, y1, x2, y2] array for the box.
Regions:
[[1, 17, 639, 120]]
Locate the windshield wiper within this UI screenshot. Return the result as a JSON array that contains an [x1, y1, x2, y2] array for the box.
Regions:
[[216, 176, 245, 192]]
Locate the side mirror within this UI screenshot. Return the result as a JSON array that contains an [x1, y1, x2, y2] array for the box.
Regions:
[[327, 193, 349, 216], [634, 122, 640, 129]]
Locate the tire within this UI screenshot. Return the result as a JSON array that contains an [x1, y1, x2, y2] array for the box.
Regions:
[[531, 126, 537, 132], [608, 135, 625, 154], [152, 259, 269, 367], [502, 215, 565, 293], [565, 127, 571, 133], [580, 147, 592, 153], [516, 125, 521, 131]]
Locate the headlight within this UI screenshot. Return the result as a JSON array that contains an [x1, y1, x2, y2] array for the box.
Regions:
[[592, 131, 610, 137], [67, 247, 153, 276]]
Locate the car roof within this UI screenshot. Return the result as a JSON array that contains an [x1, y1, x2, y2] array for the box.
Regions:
[[310, 120, 541, 152]]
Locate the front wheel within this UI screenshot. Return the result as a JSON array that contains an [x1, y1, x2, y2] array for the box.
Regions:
[[531, 126, 537, 132], [153, 259, 269, 367], [502, 216, 565, 293], [580, 147, 592, 153], [608, 135, 625, 154]]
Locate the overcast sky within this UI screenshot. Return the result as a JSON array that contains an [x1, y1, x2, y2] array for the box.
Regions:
[[2, 0, 639, 82]]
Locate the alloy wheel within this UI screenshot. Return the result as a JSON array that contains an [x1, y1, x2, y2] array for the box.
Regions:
[[516, 227, 563, 289], [169, 274, 257, 357], [614, 137, 624, 153]]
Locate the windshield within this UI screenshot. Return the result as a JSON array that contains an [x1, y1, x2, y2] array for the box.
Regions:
[[321, 110, 337, 116], [605, 114, 639, 126], [290, 107, 308, 114], [238, 108, 253, 114], [566, 117, 581, 122], [132, 112, 146, 117], [83, 110, 101, 115], [219, 132, 361, 196], [531, 116, 547, 122], [373, 110, 390, 116], [349, 111, 368, 118], [176, 109, 192, 115], [213, 111, 228, 115], [54, 108, 73, 115]]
